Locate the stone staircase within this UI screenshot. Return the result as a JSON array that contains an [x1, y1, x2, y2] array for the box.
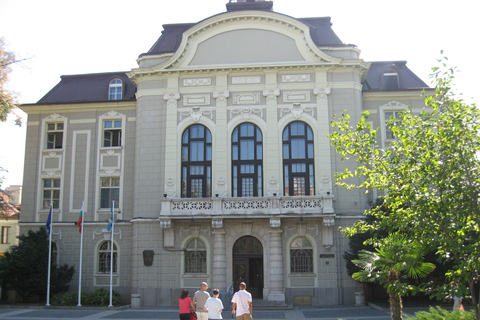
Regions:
[[253, 299, 293, 310]]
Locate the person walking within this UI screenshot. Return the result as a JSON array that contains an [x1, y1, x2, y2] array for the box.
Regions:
[[204, 288, 224, 320], [179, 289, 194, 320], [194, 282, 211, 320], [231, 282, 252, 320]]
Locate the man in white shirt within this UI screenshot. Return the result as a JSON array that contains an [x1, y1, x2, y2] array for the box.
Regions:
[[231, 282, 252, 320], [194, 282, 211, 320]]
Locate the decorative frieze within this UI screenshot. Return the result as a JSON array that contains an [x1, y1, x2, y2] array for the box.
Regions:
[[179, 107, 214, 122], [281, 103, 314, 119], [231, 76, 261, 84], [232, 93, 260, 105], [163, 93, 181, 106], [213, 90, 230, 102], [313, 87, 331, 99], [229, 106, 263, 120], [183, 94, 211, 106], [283, 90, 311, 103], [183, 78, 212, 86], [281, 74, 311, 82]]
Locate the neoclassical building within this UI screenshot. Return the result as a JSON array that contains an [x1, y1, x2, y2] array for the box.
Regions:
[[19, 0, 430, 306]]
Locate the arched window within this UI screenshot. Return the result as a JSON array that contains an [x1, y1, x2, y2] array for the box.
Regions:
[[282, 121, 315, 196], [290, 237, 313, 273], [97, 241, 118, 274], [184, 238, 207, 274], [382, 67, 399, 90], [181, 124, 212, 198], [109, 79, 123, 100], [232, 123, 263, 197]]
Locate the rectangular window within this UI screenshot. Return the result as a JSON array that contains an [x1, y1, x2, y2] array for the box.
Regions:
[[103, 120, 122, 147], [100, 177, 120, 208], [1, 227, 10, 244], [43, 178, 61, 209], [46, 122, 64, 149], [385, 111, 402, 140]]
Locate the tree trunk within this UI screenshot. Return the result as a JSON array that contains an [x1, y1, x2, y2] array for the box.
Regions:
[[469, 279, 480, 320], [388, 268, 403, 320]]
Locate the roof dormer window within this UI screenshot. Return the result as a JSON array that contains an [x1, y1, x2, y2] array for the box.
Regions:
[[109, 79, 123, 100], [382, 68, 399, 90]]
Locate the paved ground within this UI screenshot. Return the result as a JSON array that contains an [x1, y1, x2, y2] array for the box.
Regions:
[[0, 304, 429, 320]]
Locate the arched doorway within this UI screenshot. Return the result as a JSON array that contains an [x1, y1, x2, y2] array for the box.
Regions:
[[232, 236, 264, 299]]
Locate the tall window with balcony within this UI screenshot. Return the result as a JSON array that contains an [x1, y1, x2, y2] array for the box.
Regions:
[[282, 121, 315, 196], [100, 177, 120, 208], [181, 125, 212, 198], [108, 79, 123, 100], [103, 120, 122, 147], [46, 122, 64, 149], [43, 178, 60, 209], [232, 123, 263, 197]]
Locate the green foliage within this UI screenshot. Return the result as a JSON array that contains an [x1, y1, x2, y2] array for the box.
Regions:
[[329, 55, 480, 319], [51, 288, 124, 307], [407, 306, 475, 320], [0, 227, 74, 302], [0, 37, 20, 124]]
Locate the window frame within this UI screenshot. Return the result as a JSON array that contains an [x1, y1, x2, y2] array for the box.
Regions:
[[1, 226, 10, 244], [231, 123, 263, 197], [181, 124, 212, 198], [103, 119, 122, 148], [45, 122, 64, 150], [289, 236, 314, 274], [108, 78, 123, 100], [282, 121, 315, 196], [42, 178, 61, 209], [100, 177, 120, 209], [97, 240, 118, 274], [184, 238, 207, 274]]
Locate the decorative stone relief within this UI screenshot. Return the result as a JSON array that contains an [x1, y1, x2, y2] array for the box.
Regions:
[[179, 107, 213, 123], [262, 88, 280, 102], [323, 217, 335, 227], [229, 106, 263, 120], [213, 91, 230, 102], [163, 93, 180, 106], [183, 78, 212, 86], [215, 176, 228, 197], [281, 103, 314, 119], [270, 218, 281, 228], [164, 178, 176, 198], [282, 74, 311, 82], [283, 90, 311, 103], [266, 176, 279, 196], [102, 110, 123, 118], [296, 223, 306, 236], [231, 76, 261, 84], [212, 219, 223, 229], [242, 223, 253, 235], [183, 94, 211, 106], [160, 219, 171, 229], [232, 93, 260, 105], [313, 87, 331, 99]]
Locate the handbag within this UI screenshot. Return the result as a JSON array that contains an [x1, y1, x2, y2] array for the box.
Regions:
[[190, 310, 197, 320]]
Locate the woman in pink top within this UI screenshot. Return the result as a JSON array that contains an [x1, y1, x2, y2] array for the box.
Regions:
[[179, 289, 194, 320]]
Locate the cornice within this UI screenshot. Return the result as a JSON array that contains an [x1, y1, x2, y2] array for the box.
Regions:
[[20, 101, 136, 115]]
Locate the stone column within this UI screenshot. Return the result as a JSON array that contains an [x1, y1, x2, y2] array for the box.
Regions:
[[212, 227, 227, 290], [268, 227, 285, 302]]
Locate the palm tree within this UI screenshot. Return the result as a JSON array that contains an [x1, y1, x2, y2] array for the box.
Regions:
[[352, 234, 436, 320]]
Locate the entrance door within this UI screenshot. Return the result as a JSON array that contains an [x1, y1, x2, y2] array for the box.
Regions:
[[233, 236, 263, 299]]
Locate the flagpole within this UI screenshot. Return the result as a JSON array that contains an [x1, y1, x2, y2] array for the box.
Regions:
[[108, 200, 114, 307], [77, 201, 85, 307], [46, 201, 53, 307]]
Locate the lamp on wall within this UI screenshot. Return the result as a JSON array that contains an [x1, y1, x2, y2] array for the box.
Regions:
[[163, 193, 167, 198]]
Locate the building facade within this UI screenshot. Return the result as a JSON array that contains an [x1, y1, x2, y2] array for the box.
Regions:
[[19, 0, 430, 306]]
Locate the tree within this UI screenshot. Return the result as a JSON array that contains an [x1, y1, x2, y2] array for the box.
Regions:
[[0, 37, 21, 125], [352, 235, 435, 320], [0, 227, 74, 302], [329, 55, 480, 319]]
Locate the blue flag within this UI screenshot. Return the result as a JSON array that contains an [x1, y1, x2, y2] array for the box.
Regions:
[[107, 201, 114, 232], [46, 205, 53, 234]]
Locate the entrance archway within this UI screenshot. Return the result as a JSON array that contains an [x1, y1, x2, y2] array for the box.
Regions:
[[232, 236, 264, 299]]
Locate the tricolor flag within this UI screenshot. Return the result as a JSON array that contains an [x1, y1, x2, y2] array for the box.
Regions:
[[107, 201, 114, 232], [77, 203, 84, 233], [46, 204, 53, 234]]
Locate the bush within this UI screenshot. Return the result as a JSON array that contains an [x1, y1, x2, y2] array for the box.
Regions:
[[407, 306, 475, 320], [51, 288, 124, 307]]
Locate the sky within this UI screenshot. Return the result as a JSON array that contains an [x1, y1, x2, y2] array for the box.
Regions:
[[0, 0, 478, 188]]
